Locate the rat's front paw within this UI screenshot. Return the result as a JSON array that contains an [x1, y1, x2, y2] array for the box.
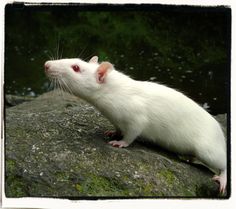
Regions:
[[108, 140, 129, 148]]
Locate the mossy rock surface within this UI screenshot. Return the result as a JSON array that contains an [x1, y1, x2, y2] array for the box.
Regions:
[[5, 91, 227, 198]]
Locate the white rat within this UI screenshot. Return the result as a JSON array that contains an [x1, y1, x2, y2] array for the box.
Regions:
[[44, 56, 227, 194]]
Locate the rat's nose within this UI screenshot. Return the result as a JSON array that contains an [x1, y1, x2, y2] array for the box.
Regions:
[[44, 62, 50, 72]]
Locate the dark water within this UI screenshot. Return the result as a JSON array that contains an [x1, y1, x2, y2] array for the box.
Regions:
[[5, 4, 231, 114]]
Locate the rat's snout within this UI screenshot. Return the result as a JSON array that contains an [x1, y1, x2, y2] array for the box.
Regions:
[[44, 61, 61, 78], [44, 61, 50, 73]]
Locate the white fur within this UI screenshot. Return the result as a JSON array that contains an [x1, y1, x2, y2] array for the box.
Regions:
[[45, 57, 227, 193]]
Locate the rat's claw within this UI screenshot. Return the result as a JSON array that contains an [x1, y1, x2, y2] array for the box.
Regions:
[[108, 140, 129, 148], [212, 174, 226, 195]]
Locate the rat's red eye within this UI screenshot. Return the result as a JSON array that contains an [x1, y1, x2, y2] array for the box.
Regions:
[[71, 65, 80, 72]]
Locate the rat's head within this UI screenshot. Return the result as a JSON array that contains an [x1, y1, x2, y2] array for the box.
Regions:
[[44, 56, 113, 98]]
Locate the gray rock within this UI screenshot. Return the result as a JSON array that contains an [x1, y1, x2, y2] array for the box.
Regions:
[[5, 94, 34, 107], [5, 90, 227, 198]]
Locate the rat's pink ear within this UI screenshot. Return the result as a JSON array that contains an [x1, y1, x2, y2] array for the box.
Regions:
[[89, 56, 98, 64], [96, 62, 113, 83]]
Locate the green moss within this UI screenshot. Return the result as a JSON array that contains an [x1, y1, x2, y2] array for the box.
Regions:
[[75, 183, 83, 193], [159, 169, 176, 185], [182, 188, 195, 196], [55, 172, 70, 182], [6, 176, 28, 197], [6, 159, 16, 173], [138, 163, 150, 172], [143, 183, 154, 195], [5, 159, 28, 197], [75, 174, 129, 196]]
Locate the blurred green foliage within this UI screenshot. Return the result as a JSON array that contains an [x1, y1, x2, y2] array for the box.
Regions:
[[5, 5, 230, 113]]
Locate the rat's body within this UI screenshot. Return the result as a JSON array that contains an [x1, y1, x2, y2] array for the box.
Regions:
[[45, 56, 227, 194]]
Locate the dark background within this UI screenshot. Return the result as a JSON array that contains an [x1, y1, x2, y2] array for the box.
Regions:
[[5, 4, 231, 114]]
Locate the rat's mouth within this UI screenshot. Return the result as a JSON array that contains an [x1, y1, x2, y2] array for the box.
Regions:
[[46, 71, 61, 79], [47, 74, 74, 95]]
